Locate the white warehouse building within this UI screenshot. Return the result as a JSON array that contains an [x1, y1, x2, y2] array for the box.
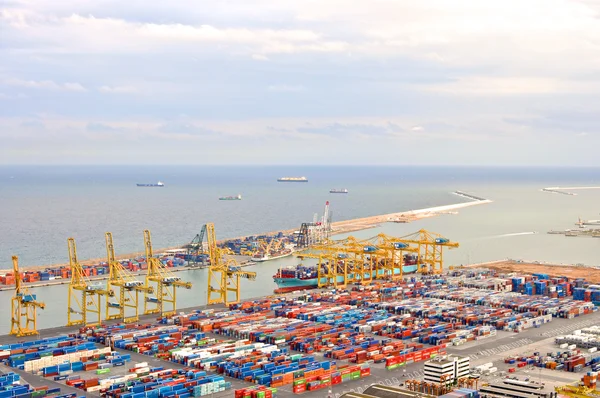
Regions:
[[423, 355, 470, 385]]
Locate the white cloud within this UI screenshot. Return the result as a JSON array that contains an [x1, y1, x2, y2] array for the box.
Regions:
[[267, 84, 305, 92], [4, 78, 86, 92], [251, 54, 269, 61], [63, 82, 86, 92], [423, 76, 600, 96], [98, 85, 137, 94], [410, 126, 424, 132]]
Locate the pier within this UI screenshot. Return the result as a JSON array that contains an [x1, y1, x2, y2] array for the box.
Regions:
[[453, 190, 489, 202], [541, 187, 576, 196]]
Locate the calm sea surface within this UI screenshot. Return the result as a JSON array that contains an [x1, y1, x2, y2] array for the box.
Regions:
[[0, 165, 599, 333]]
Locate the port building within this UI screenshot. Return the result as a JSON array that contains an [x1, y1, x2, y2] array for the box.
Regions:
[[424, 355, 470, 385]]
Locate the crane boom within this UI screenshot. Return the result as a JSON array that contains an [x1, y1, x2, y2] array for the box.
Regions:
[[105, 232, 153, 323], [10, 256, 45, 337], [206, 223, 256, 306], [142, 230, 191, 317]]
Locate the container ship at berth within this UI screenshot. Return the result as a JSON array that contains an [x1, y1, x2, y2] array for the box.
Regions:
[[330, 188, 348, 194], [219, 194, 242, 201], [136, 181, 164, 187], [277, 176, 308, 182], [273, 254, 419, 293]]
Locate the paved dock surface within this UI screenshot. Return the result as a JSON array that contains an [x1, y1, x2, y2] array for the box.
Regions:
[[1, 302, 598, 397]]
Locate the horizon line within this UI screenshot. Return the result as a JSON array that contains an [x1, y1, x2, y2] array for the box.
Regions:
[[1, 164, 600, 168]]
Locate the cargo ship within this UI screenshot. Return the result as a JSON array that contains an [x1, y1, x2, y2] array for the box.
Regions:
[[277, 177, 308, 182], [219, 194, 242, 201], [252, 247, 294, 262], [330, 188, 348, 194], [137, 181, 164, 187], [273, 254, 419, 293]]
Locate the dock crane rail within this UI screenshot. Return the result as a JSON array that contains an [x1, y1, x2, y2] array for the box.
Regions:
[[10, 256, 45, 337]]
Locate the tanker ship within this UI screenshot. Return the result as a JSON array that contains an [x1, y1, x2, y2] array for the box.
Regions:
[[273, 254, 419, 293]]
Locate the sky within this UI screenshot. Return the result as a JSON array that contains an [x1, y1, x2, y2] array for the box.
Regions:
[[1, 0, 600, 166]]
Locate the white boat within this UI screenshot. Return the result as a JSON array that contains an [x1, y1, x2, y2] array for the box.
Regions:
[[137, 181, 165, 187]]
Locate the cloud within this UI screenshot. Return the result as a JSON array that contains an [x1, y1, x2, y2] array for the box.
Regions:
[[158, 121, 220, 136], [0, 92, 27, 100], [63, 82, 86, 92], [98, 85, 137, 94], [2, 1, 600, 165], [4, 78, 86, 92], [296, 122, 403, 136], [86, 122, 119, 132], [252, 54, 269, 61], [267, 84, 305, 92]]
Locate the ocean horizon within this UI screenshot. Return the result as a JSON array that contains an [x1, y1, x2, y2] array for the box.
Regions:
[[1, 164, 600, 332]]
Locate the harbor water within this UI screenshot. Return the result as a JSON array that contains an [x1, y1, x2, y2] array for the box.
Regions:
[[0, 165, 599, 334]]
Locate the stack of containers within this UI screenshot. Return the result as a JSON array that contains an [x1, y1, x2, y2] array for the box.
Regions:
[[439, 388, 480, 398], [234, 386, 277, 398], [79, 367, 231, 396], [582, 371, 598, 389], [384, 345, 447, 369], [0, 372, 68, 397], [292, 363, 371, 393], [6, 338, 99, 370]]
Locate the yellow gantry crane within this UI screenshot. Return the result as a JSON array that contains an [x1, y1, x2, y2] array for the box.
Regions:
[[10, 256, 45, 337], [143, 230, 192, 317], [105, 232, 154, 323], [555, 384, 600, 398], [395, 229, 459, 274], [206, 223, 256, 306], [67, 238, 111, 327], [296, 230, 457, 289]]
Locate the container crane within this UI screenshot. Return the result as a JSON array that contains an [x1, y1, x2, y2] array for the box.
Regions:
[[105, 232, 154, 323], [298, 233, 420, 288], [184, 225, 208, 265], [10, 256, 45, 337], [396, 229, 459, 274], [67, 238, 111, 327], [205, 223, 257, 306], [143, 230, 192, 317], [555, 384, 600, 398]]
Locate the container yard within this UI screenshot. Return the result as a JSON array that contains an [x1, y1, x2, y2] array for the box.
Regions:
[[2, 258, 600, 397]]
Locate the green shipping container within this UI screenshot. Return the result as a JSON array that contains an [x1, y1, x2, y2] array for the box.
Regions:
[[96, 368, 110, 375], [256, 392, 265, 398], [351, 371, 361, 380], [293, 379, 306, 386]]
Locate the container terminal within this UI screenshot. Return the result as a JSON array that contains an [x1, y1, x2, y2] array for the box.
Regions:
[[2, 220, 600, 398]]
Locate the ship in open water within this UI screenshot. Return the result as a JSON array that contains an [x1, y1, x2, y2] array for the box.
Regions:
[[330, 188, 348, 194], [273, 254, 419, 293], [136, 181, 164, 187], [219, 194, 242, 201], [277, 176, 308, 182]]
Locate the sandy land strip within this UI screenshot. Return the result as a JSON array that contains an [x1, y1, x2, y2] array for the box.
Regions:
[[465, 259, 600, 283], [1, 194, 492, 274]]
